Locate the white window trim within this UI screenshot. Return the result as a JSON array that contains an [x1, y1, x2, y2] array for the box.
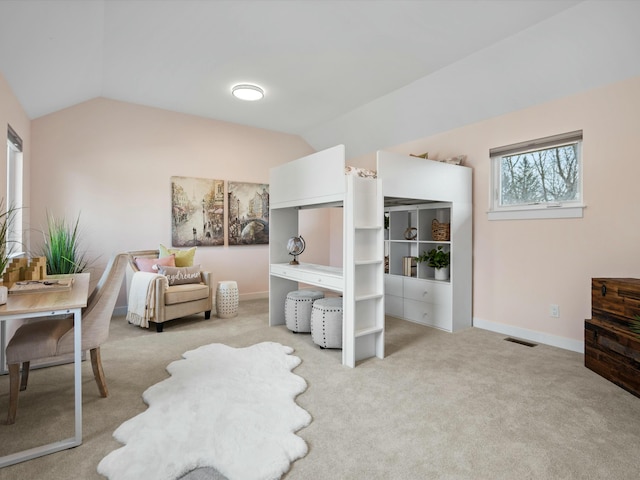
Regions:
[[488, 131, 585, 221], [487, 204, 585, 221]]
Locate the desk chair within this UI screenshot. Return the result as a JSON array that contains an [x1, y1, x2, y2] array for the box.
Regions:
[[5, 253, 127, 424]]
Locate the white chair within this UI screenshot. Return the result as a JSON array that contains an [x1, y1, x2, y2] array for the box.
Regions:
[[285, 290, 325, 333], [310, 297, 343, 349], [5, 253, 127, 424]]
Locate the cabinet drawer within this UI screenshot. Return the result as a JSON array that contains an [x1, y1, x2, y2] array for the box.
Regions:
[[385, 294, 403, 318], [404, 299, 452, 330], [592, 278, 640, 326], [384, 274, 403, 297], [585, 318, 640, 398], [403, 278, 451, 304]]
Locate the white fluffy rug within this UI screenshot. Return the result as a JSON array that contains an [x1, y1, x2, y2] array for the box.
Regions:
[[97, 342, 312, 480]]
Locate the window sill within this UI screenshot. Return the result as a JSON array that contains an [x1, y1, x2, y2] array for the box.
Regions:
[[487, 205, 585, 221]]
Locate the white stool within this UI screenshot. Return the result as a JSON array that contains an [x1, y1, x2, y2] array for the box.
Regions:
[[311, 297, 343, 349], [285, 290, 325, 333], [216, 281, 238, 318]]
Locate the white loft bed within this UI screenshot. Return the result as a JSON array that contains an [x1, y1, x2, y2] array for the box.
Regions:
[[269, 145, 385, 368]]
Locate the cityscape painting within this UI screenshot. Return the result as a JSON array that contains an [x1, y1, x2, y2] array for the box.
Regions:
[[171, 176, 225, 247], [227, 181, 269, 245]]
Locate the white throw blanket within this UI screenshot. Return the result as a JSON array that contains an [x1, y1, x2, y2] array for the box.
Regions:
[[126, 272, 167, 328]]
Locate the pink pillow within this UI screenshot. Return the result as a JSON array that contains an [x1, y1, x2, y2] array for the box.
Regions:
[[135, 254, 176, 273]]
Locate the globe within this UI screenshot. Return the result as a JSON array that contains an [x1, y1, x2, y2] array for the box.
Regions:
[[287, 236, 305, 265]]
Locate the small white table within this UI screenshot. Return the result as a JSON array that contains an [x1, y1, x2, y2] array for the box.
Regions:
[[0, 273, 90, 468]]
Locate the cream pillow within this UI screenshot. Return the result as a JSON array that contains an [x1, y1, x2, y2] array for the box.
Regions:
[[158, 265, 202, 286]]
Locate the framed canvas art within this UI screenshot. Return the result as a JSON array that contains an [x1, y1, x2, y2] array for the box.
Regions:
[[227, 181, 269, 245], [171, 176, 225, 247]]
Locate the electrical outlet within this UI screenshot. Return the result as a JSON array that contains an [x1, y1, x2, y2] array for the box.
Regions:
[[550, 304, 560, 318]]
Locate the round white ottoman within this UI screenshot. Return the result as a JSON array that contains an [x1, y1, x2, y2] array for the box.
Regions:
[[216, 281, 239, 318], [285, 290, 325, 333], [310, 297, 343, 349]]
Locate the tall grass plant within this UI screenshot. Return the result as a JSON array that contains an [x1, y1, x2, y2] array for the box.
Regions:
[[41, 212, 89, 274]]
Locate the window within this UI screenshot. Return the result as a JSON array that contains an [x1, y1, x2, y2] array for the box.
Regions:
[[489, 130, 584, 220], [6, 124, 23, 255]]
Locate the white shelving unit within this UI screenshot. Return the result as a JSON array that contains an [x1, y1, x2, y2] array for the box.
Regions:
[[269, 145, 384, 367], [378, 151, 472, 332]]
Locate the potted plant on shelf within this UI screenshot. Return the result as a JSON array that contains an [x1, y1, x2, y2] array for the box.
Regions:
[[416, 245, 450, 281]]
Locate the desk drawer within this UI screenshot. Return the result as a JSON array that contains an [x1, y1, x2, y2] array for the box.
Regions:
[[270, 265, 343, 291]]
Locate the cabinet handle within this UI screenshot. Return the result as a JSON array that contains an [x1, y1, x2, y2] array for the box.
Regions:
[[601, 284, 607, 296]]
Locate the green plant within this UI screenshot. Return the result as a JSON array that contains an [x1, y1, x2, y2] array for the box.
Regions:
[[416, 246, 450, 269], [40, 212, 89, 274], [0, 200, 20, 275]]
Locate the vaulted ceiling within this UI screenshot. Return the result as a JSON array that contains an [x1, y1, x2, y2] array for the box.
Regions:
[[1, 1, 638, 156]]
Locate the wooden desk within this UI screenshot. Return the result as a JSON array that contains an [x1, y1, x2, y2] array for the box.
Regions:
[[0, 273, 90, 468]]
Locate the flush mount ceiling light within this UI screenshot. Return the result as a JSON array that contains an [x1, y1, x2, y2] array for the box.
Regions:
[[231, 84, 265, 101]]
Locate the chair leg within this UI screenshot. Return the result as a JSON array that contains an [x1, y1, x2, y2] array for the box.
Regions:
[[20, 361, 30, 391], [90, 347, 109, 397], [7, 363, 20, 425]]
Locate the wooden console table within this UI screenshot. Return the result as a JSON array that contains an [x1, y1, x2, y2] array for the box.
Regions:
[[584, 278, 640, 398]]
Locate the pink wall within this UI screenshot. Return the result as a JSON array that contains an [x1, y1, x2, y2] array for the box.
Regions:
[[351, 76, 640, 351], [29, 98, 317, 306], [7, 70, 640, 350]]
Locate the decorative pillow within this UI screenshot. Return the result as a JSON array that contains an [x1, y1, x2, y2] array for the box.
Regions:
[[158, 265, 202, 286], [159, 244, 196, 267], [135, 254, 175, 273]]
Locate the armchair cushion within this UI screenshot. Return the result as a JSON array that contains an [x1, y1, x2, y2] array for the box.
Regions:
[[158, 265, 202, 286], [164, 283, 210, 305], [135, 254, 175, 273], [159, 244, 196, 267]]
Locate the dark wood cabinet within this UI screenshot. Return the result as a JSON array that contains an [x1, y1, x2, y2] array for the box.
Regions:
[[585, 278, 640, 398]]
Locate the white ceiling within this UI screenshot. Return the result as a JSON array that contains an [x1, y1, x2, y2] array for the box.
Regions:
[[1, 1, 639, 157]]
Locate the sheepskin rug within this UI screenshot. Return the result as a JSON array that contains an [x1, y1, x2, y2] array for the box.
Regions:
[[97, 342, 311, 480]]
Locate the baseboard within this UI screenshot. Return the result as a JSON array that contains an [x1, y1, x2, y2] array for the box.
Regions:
[[240, 291, 269, 301], [473, 317, 584, 354], [113, 291, 269, 318]]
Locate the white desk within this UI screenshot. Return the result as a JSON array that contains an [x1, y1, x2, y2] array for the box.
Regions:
[[0, 273, 90, 468]]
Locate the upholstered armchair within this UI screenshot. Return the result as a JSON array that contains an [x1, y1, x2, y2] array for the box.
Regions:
[[126, 250, 212, 332]]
